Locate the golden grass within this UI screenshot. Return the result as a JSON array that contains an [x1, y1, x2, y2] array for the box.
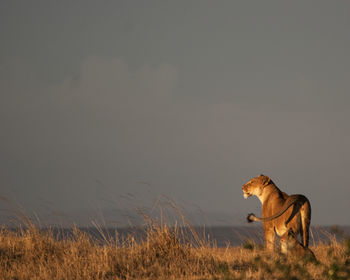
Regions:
[[0, 220, 349, 280]]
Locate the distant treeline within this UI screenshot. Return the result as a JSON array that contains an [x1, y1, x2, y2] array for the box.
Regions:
[[8, 225, 349, 247]]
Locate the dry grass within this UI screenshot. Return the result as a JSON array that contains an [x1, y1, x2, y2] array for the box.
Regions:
[[0, 219, 349, 280]]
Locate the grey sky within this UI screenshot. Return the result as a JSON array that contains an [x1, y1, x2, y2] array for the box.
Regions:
[[1, 1, 350, 226]]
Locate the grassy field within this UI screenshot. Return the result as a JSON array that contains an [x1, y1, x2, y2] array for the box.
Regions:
[[0, 219, 349, 280]]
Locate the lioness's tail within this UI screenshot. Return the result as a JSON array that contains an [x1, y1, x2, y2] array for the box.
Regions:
[[246, 195, 308, 223], [247, 213, 259, 223]]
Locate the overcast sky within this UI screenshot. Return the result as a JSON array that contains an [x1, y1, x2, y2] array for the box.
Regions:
[[1, 1, 350, 226]]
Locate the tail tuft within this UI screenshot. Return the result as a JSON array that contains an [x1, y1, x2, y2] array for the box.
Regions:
[[247, 213, 255, 223]]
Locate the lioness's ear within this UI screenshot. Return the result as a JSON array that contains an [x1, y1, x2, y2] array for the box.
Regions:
[[259, 174, 271, 186]]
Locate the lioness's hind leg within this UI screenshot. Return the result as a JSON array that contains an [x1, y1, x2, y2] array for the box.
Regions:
[[301, 200, 311, 247]]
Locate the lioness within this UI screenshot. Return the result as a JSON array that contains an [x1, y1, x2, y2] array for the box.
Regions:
[[280, 229, 316, 261], [241, 174, 311, 251]]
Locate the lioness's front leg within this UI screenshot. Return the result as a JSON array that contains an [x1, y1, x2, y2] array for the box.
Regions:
[[263, 225, 276, 251]]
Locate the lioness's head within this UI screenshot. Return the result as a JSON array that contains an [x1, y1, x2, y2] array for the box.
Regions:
[[241, 174, 271, 199]]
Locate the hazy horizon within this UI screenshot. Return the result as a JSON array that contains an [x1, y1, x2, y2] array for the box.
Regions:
[[1, 1, 350, 226]]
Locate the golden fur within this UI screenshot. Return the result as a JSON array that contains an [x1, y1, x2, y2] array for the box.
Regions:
[[241, 174, 311, 251], [280, 229, 316, 261]]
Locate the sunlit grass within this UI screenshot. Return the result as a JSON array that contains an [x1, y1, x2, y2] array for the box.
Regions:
[[0, 197, 348, 279], [0, 216, 349, 280]]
